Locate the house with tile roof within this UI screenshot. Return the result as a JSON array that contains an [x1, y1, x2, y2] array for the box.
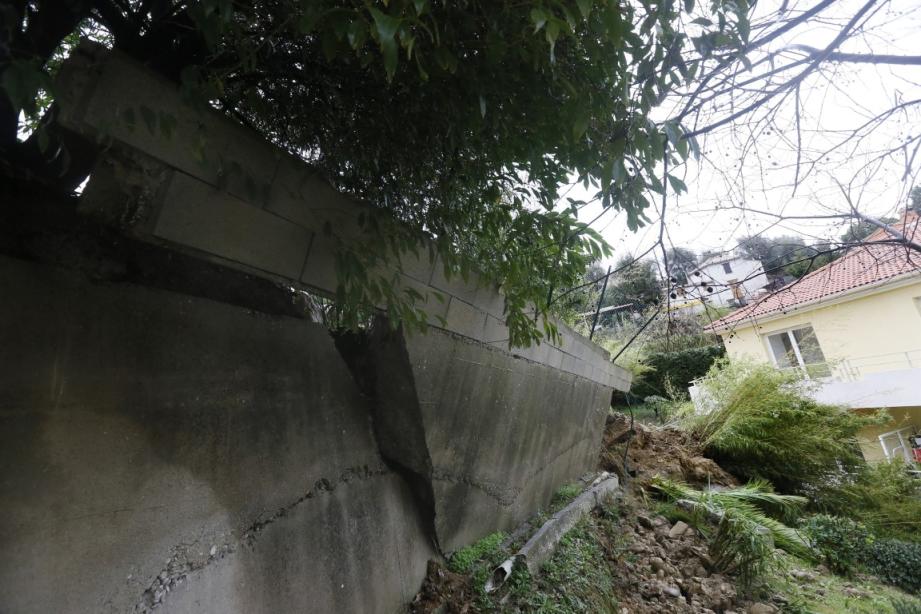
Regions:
[[687, 252, 770, 308], [698, 210, 921, 463]]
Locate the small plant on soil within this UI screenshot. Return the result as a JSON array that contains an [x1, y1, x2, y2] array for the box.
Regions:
[[550, 482, 583, 508]]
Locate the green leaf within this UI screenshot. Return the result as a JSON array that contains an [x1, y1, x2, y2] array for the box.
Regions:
[[381, 37, 399, 79], [576, 0, 592, 19], [667, 175, 688, 193], [1, 59, 52, 116], [35, 126, 50, 153], [572, 114, 589, 141], [158, 111, 177, 139], [546, 20, 561, 62], [737, 14, 750, 42], [347, 19, 368, 48], [530, 7, 548, 33], [479, 94, 486, 118], [121, 107, 136, 130], [368, 7, 401, 42]]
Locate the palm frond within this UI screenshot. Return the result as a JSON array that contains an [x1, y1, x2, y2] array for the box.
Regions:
[[650, 476, 815, 584]]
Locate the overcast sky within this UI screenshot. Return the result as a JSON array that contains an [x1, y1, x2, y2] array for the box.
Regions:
[[576, 0, 921, 267]]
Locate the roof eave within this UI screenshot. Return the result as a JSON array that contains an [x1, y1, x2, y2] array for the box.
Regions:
[[706, 268, 921, 334]]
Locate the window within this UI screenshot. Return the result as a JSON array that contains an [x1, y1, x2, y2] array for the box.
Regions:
[[765, 325, 830, 377], [722, 262, 732, 273]]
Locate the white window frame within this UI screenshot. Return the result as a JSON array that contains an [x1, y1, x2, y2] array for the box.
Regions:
[[763, 324, 825, 376], [878, 426, 913, 463]]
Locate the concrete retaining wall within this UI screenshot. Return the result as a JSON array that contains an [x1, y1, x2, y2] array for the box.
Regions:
[[0, 254, 617, 612], [55, 41, 630, 393], [0, 41, 632, 614], [0, 255, 435, 613]]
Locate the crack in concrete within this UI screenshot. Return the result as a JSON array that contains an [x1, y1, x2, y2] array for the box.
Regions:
[[430, 468, 521, 507], [431, 434, 597, 509], [134, 463, 389, 612]]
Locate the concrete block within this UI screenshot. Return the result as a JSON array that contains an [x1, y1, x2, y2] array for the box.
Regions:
[[429, 255, 484, 305], [472, 283, 507, 319], [395, 245, 438, 285], [444, 298, 488, 341], [394, 328, 612, 551], [153, 172, 310, 280], [560, 353, 582, 378], [483, 315, 510, 346], [267, 156, 363, 237], [545, 346, 566, 370], [393, 274, 451, 324], [57, 44, 279, 206], [299, 232, 339, 294]]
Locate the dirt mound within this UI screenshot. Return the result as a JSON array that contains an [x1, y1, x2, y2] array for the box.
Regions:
[[410, 561, 472, 614], [599, 412, 737, 493]]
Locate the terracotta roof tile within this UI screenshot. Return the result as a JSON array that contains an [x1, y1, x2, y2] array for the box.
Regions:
[[706, 211, 921, 332]]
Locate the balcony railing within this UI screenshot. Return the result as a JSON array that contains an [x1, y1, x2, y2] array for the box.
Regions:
[[835, 349, 921, 381], [688, 348, 921, 414]]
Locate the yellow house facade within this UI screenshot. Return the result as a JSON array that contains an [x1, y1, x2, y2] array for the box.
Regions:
[[703, 212, 921, 463]]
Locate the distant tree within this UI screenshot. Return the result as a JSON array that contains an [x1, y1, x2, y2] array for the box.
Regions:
[[665, 247, 697, 284], [736, 236, 773, 265], [606, 256, 661, 309], [736, 235, 809, 278], [784, 244, 835, 278], [840, 216, 898, 244]]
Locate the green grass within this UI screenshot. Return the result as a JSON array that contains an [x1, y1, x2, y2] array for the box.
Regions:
[[515, 516, 619, 613], [766, 553, 921, 614], [447, 532, 507, 574], [550, 482, 583, 508]]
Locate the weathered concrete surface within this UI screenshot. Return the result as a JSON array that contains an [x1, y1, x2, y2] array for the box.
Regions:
[[54, 41, 632, 393], [346, 321, 612, 553], [0, 255, 434, 613], [1, 40, 636, 614]]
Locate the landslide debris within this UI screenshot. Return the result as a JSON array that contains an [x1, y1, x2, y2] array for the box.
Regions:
[[599, 412, 737, 493]]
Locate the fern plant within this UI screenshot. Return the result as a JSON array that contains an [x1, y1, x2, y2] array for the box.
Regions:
[[651, 477, 812, 587]]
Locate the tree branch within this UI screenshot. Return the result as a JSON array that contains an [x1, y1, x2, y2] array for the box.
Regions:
[[787, 44, 921, 66]]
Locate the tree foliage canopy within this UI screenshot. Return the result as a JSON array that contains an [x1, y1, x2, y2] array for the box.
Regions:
[[1, 0, 752, 345]]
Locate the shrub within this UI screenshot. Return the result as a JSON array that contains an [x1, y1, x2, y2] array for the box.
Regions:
[[892, 597, 921, 614], [810, 460, 921, 543], [630, 344, 724, 399], [687, 360, 881, 494], [801, 514, 872, 576], [863, 538, 921, 595]]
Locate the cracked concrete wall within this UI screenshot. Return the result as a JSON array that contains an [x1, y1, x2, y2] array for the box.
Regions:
[[3, 43, 629, 614], [353, 322, 611, 553], [0, 255, 434, 614]]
